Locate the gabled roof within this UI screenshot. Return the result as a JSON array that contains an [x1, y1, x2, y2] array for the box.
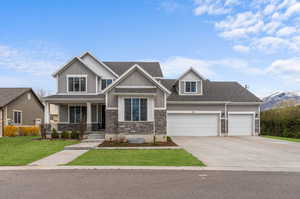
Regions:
[[103, 64, 171, 95], [103, 61, 163, 77], [177, 67, 207, 81], [160, 79, 262, 102], [80, 52, 119, 78], [52, 56, 102, 77], [52, 52, 163, 78], [0, 88, 44, 108]]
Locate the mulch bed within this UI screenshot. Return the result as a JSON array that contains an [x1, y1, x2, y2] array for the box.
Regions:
[[98, 139, 178, 147]]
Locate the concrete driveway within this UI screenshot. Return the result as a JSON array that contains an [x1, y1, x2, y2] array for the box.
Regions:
[[173, 136, 300, 170]]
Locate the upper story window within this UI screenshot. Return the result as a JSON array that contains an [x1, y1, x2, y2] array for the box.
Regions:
[[101, 79, 113, 90], [68, 76, 87, 92], [124, 98, 147, 121], [13, 110, 22, 125], [185, 81, 197, 93]]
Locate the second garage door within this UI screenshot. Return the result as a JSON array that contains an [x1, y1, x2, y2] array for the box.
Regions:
[[228, 114, 253, 136], [167, 113, 219, 136]]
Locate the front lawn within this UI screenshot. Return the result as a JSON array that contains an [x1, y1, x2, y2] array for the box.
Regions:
[[0, 136, 79, 166], [262, 135, 300, 143], [67, 149, 204, 166]]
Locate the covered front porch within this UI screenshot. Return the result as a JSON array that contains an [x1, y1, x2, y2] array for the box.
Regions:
[[44, 96, 106, 133]]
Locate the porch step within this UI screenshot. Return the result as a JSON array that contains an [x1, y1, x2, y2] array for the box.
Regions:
[[87, 133, 105, 139]]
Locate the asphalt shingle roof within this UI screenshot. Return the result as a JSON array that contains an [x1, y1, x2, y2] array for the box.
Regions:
[[104, 62, 163, 77], [160, 79, 262, 102], [0, 88, 32, 107]]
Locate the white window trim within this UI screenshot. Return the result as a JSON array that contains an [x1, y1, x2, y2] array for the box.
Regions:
[[121, 97, 150, 122], [179, 80, 203, 96], [66, 75, 88, 94], [184, 80, 197, 93], [124, 97, 147, 122], [101, 79, 113, 91], [68, 104, 87, 124], [13, 110, 22, 125]]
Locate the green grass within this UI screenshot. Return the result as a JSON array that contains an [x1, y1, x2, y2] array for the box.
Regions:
[[67, 149, 204, 166], [0, 136, 79, 166], [262, 135, 300, 143]]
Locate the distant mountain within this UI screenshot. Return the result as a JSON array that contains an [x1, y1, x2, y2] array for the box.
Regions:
[[261, 91, 300, 111]]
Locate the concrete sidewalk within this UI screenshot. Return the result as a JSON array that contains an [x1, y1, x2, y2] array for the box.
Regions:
[[29, 150, 88, 166]]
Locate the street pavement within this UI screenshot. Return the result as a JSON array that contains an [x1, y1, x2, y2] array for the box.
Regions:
[[0, 169, 299, 199]]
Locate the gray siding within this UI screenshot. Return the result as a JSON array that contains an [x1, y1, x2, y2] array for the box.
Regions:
[[227, 105, 260, 114], [118, 70, 153, 86], [57, 60, 97, 94], [6, 91, 43, 125]]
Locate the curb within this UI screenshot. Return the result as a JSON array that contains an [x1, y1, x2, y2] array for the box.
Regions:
[[0, 166, 300, 172]]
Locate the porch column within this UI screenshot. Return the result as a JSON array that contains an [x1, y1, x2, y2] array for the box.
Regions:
[[44, 102, 50, 124], [87, 102, 91, 125]]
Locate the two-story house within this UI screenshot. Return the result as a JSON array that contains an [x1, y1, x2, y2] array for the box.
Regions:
[[44, 52, 262, 142]]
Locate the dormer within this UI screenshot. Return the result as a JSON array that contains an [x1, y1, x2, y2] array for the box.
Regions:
[[177, 68, 205, 96]]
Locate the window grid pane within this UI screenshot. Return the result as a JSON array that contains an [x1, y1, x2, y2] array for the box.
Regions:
[[191, 82, 196, 92], [132, 98, 140, 121], [140, 99, 147, 121], [124, 99, 131, 121]]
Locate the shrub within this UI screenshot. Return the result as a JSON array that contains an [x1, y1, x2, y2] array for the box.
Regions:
[[4, 126, 18, 137], [70, 130, 79, 139], [261, 106, 300, 138], [61, 131, 70, 139], [51, 128, 59, 139], [19, 126, 40, 136]]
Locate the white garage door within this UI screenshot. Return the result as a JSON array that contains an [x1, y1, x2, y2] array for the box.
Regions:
[[228, 114, 253, 136], [167, 113, 219, 136]]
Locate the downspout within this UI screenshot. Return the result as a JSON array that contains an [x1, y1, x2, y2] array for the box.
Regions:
[[224, 102, 228, 137]]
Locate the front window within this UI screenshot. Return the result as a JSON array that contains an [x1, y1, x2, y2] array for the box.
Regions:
[[124, 98, 147, 121], [13, 111, 22, 125], [69, 106, 87, 124], [185, 81, 197, 93], [68, 76, 86, 92], [101, 79, 113, 90]]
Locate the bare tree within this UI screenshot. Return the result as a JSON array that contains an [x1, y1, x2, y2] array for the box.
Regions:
[[36, 88, 48, 99]]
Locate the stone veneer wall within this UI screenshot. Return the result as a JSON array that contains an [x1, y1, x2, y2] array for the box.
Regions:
[[118, 122, 154, 134], [57, 123, 81, 131], [154, 110, 166, 135], [105, 110, 118, 134]]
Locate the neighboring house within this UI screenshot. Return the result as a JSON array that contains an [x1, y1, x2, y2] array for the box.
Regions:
[[44, 52, 262, 142], [0, 88, 44, 137]]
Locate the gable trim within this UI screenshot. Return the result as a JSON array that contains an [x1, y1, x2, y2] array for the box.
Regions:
[[177, 67, 207, 81], [103, 64, 171, 95], [52, 57, 100, 77], [80, 52, 119, 78]]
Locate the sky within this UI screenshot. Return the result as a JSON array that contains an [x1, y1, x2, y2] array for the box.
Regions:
[[0, 0, 300, 98]]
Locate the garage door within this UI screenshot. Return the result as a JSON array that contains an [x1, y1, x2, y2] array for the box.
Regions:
[[228, 114, 253, 136], [167, 113, 219, 136]]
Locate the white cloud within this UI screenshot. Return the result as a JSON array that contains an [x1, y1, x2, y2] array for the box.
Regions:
[[160, 0, 181, 12], [193, 0, 300, 54], [284, 2, 300, 18], [276, 26, 297, 36], [0, 43, 68, 75], [233, 45, 250, 53], [267, 57, 300, 73], [193, 0, 236, 16]]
